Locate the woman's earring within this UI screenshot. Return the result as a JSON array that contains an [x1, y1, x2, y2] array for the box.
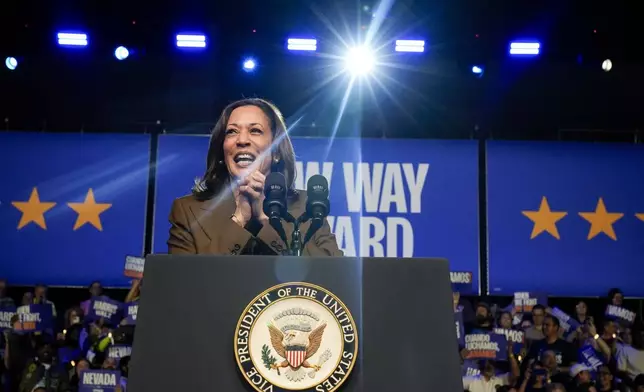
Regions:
[[273, 156, 281, 165], [218, 160, 224, 165]]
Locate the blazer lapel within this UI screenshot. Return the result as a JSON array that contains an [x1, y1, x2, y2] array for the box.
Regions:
[[188, 190, 236, 242]]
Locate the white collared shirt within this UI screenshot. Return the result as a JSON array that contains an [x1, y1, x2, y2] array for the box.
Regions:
[[463, 373, 509, 392]]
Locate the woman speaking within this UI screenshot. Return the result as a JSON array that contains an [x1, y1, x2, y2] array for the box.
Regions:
[[167, 98, 342, 257]]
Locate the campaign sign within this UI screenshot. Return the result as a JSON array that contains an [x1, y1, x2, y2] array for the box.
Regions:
[[15, 304, 53, 332], [107, 344, 132, 361], [123, 302, 138, 325], [152, 136, 481, 292], [0, 132, 149, 287], [124, 255, 145, 279], [487, 141, 644, 296], [79, 369, 121, 392], [579, 345, 603, 371], [605, 305, 636, 326], [461, 359, 480, 377], [455, 309, 465, 346], [513, 292, 547, 313], [548, 307, 581, 337], [86, 297, 122, 325], [464, 333, 508, 360], [494, 328, 524, 356], [451, 271, 473, 293], [0, 306, 16, 330]]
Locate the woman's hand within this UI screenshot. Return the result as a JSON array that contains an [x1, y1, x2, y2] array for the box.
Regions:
[[233, 171, 268, 226]]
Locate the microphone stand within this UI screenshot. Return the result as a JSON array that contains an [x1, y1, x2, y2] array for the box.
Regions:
[[283, 213, 307, 256]]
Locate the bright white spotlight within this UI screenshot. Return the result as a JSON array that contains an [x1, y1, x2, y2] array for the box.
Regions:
[[114, 46, 129, 61], [242, 58, 256, 72], [57, 32, 88, 47], [395, 39, 425, 53], [509, 41, 540, 56], [345, 46, 375, 75], [287, 38, 317, 51], [602, 59, 612, 72], [5, 57, 17, 70], [176, 34, 207, 48]]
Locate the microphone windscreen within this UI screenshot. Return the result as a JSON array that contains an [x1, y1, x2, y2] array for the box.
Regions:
[[264, 172, 287, 199], [306, 175, 329, 200]]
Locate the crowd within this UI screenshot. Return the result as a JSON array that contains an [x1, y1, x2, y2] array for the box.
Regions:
[[0, 279, 140, 392], [1, 277, 643, 392], [456, 289, 644, 392]]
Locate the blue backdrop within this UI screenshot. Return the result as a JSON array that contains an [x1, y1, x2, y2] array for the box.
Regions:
[[0, 132, 150, 287], [153, 135, 481, 293], [487, 141, 644, 296]]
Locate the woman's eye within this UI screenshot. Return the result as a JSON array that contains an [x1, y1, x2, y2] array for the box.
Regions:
[[225, 129, 236, 135], [251, 128, 263, 134]]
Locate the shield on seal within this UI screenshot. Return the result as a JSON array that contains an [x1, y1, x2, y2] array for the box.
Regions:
[[285, 346, 306, 368]]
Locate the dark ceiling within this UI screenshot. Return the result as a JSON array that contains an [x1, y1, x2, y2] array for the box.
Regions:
[[0, 0, 641, 141]]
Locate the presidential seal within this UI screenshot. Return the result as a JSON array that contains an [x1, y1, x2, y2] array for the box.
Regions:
[[234, 282, 358, 392]]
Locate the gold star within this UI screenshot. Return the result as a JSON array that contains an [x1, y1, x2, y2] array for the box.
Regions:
[[578, 198, 623, 241], [67, 189, 112, 231], [11, 188, 57, 230], [637, 213, 644, 222], [521, 196, 568, 239]]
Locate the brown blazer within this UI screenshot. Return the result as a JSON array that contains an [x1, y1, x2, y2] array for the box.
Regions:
[[167, 190, 343, 257]]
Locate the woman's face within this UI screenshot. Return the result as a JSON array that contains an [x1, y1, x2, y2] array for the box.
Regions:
[[612, 292, 623, 306], [576, 301, 587, 315], [223, 105, 273, 180]]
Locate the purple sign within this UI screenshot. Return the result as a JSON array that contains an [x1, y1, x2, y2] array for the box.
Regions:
[[123, 302, 138, 325], [579, 345, 603, 371], [464, 332, 508, 361], [107, 344, 132, 362], [605, 305, 636, 326], [15, 304, 53, 332], [461, 359, 480, 377], [455, 309, 465, 346], [513, 292, 547, 313], [79, 369, 121, 392], [86, 296, 122, 325], [549, 307, 581, 337], [494, 328, 525, 355], [0, 306, 16, 330]]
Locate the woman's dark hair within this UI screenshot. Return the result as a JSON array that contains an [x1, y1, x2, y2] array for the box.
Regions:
[[193, 98, 297, 200]]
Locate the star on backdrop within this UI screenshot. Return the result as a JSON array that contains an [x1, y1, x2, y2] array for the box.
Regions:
[[578, 197, 623, 241], [521, 196, 568, 239], [636, 213, 644, 222], [67, 188, 112, 231], [11, 187, 57, 230]]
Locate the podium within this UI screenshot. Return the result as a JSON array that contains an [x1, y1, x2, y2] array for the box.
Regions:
[[128, 255, 463, 392]]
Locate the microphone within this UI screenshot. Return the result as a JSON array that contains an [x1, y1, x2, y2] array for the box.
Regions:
[[305, 175, 330, 225], [301, 175, 330, 248], [263, 172, 288, 220], [263, 172, 289, 250]]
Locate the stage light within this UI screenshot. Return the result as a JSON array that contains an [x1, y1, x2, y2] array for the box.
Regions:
[[509, 41, 540, 56], [602, 59, 612, 72], [57, 32, 88, 47], [176, 34, 207, 48], [287, 38, 317, 51], [5, 57, 17, 70], [395, 39, 425, 53], [472, 65, 484, 77], [344, 46, 375, 75], [242, 58, 256, 72], [114, 46, 129, 61]]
